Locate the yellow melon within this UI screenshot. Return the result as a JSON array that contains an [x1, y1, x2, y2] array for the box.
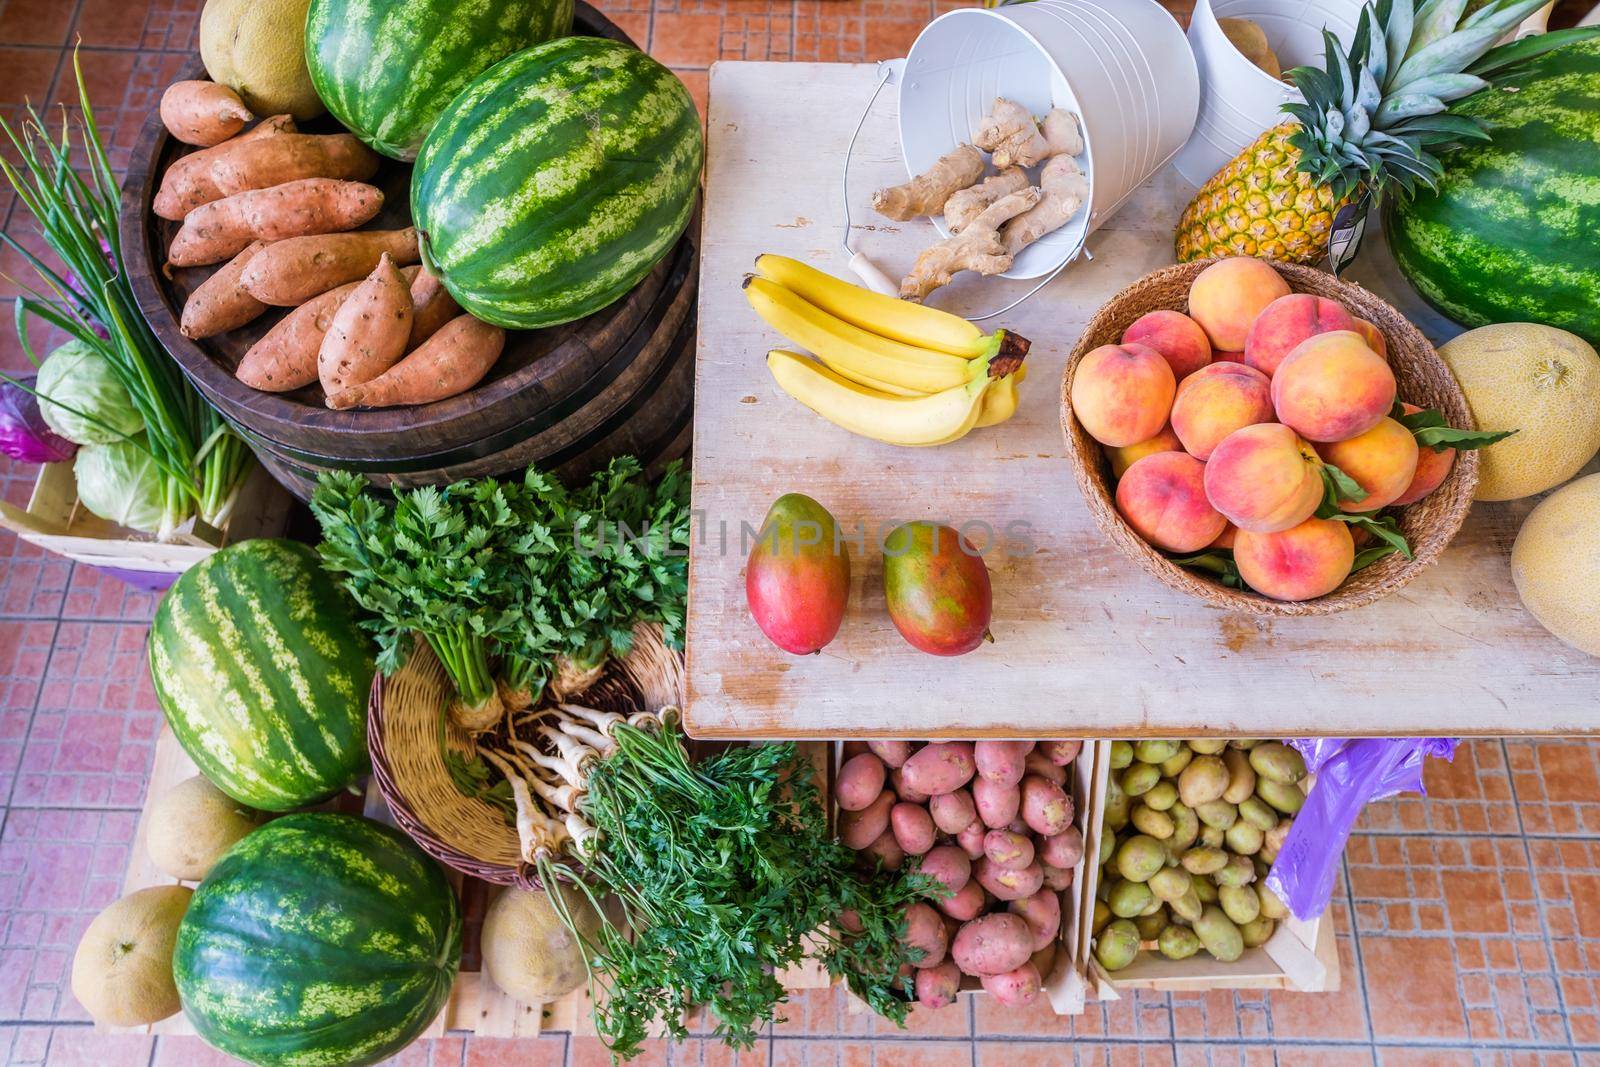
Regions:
[[481, 884, 600, 1004], [1438, 323, 1600, 501], [1512, 473, 1600, 658], [146, 774, 266, 881], [200, 0, 324, 120], [70, 886, 192, 1026]]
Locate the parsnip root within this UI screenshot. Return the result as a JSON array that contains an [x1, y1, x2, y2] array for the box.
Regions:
[[1000, 154, 1089, 257], [899, 187, 1041, 301], [973, 99, 1084, 168], [871, 144, 985, 221], [943, 167, 1029, 234]]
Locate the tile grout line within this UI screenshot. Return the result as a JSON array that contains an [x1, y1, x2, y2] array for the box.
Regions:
[[1338, 849, 1381, 1062]]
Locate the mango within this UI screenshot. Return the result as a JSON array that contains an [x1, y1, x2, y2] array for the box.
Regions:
[[745, 493, 851, 654], [882, 522, 993, 656]]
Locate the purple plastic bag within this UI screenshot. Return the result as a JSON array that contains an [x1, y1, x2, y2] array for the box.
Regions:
[[1265, 738, 1459, 920]]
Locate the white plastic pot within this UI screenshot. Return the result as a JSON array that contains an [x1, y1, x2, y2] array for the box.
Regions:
[[897, 0, 1199, 280], [1172, 0, 1365, 186]]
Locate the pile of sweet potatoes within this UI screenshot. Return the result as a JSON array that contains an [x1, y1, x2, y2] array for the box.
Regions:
[[835, 739, 1085, 1010], [154, 79, 505, 409]]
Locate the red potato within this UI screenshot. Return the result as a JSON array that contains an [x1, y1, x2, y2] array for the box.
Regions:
[[839, 790, 894, 850], [1009, 890, 1061, 951], [868, 740, 913, 768], [972, 776, 1021, 830], [929, 789, 978, 835], [323, 312, 506, 409], [1039, 740, 1083, 766], [167, 178, 384, 267], [1023, 749, 1067, 786], [975, 857, 1044, 902], [980, 962, 1041, 1007], [955, 822, 987, 860], [1030, 942, 1057, 984], [179, 239, 269, 339], [241, 228, 421, 306], [890, 767, 929, 805], [161, 80, 252, 146], [983, 829, 1035, 871], [891, 803, 937, 856], [1020, 775, 1074, 837], [1041, 864, 1075, 892], [974, 740, 1031, 786], [317, 253, 412, 394], [1038, 825, 1084, 870], [916, 961, 962, 1009], [211, 133, 381, 197], [835, 753, 887, 812], [859, 830, 904, 872], [937, 878, 987, 921], [951, 913, 1034, 976], [837, 909, 864, 934], [407, 264, 461, 348], [842, 741, 871, 760], [900, 742, 976, 796], [903, 903, 948, 969], [919, 845, 972, 894], [154, 115, 296, 220]]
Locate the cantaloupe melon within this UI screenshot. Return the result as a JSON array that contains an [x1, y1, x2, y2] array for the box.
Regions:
[[146, 774, 266, 881], [1512, 473, 1600, 658], [481, 884, 600, 1003], [200, 0, 324, 120], [71, 886, 192, 1026]]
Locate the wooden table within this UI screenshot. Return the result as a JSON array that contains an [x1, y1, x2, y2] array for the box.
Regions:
[[684, 60, 1600, 740]]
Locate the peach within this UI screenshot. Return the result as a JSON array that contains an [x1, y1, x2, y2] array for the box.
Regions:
[[1169, 362, 1275, 460], [1271, 331, 1397, 443], [1114, 452, 1228, 553], [1187, 257, 1291, 351], [1214, 351, 1246, 363], [1243, 294, 1359, 377], [1209, 523, 1237, 550], [1234, 517, 1355, 601], [1203, 423, 1326, 533], [1105, 424, 1183, 478], [1392, 402, 1455, 506], [1315, 417, 1419, 513], [1122, 310, 1212, 381], [1351, 318, 1388, 359], [1070, 343, 1176, 448]]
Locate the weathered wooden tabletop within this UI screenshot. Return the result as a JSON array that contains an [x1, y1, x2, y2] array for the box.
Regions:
[[684, 60, 1599, 740]]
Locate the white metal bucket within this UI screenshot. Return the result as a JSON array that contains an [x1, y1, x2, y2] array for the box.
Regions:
[[1172, 0, 1365, 186], [898, 0, 1198, 281]]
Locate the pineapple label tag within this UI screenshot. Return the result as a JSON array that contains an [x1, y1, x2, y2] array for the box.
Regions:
[[1328, 191, 1374, 277]]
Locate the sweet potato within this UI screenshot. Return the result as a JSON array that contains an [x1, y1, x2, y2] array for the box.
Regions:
[[211, 133, 380, 197], [326, 313, 504, 410], [951, 913, 1033, 976], [982, 829, 1034, 871], [241, 228, 420, 307], [1020, 775, 1074, 837], [890, 802, 936, 856], [180, 240, 270, 339], [318, 253, 413, 394], [154, 115, 295, 220], [1038, 825, 1084, 869], [974, 857, 1043, 902], [979, 962, 1041, 1006], [838, 790, 894, 850], [972, 776, 1020, 830], [889, 767, 928, 805], [167, 179, 384, 267], [867, 740, 913, 769], [858, 829, 904, 872], [900, 742, 976, 797], [929, 789, 977, 836], [919, 845, 972, 895], [835, 753, 887, 813], [974, 741, 1030, 786], [1008, 889, 1061, 951], [936, 878, 986, 922], [408, 264, 460, 348], [903, 902, 948, 969], [160, 81, 252, 146], [236, 265, 421, 392], [915, 961, 962, 1009]]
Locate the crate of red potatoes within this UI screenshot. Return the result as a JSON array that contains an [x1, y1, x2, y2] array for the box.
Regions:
[[832, 739, 1098, 1014], [1063, 257, 1501, 616]]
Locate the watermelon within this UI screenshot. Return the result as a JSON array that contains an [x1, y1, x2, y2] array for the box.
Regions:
[[305, 0, 575, 160], [150, 539, 375, 812], [175, 813, 461, 1067], [411, 37, 702, 329], [1385, 39, 1600, 347]]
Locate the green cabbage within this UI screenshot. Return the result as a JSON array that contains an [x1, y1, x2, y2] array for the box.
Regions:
[[74, 437, 166, 533], [36, 340, 143, 446]]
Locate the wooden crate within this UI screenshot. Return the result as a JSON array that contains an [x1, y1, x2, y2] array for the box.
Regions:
[[0, 460, 291, 582], [1075, 741, 1341, 997]]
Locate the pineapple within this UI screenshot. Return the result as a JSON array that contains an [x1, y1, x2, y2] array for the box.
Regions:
[[1175, 0, 1558, 264]]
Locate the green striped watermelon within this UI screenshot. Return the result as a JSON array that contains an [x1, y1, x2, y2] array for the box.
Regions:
[[150, 539, 375, 812], [1385, 39, 1600, 347], [305, 0, 574, 160], [175, 813, 461, 1067], [411, 37, 702, 329]]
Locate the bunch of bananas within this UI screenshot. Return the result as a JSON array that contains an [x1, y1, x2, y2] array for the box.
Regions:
[[745, 255, 1030, 447]]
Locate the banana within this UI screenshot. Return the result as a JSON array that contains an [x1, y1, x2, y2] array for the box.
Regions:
[[976, 364, 1027, 428], [744, 276, 976, 395], [766, 350, 992, 447], [754, 253, 991, 358]]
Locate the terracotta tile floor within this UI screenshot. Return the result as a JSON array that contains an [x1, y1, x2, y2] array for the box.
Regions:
[[1, 0, 1598, 1063]]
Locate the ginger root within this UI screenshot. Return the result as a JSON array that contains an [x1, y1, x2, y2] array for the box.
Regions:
[[974, 99, 1084, 169], [1001, 154, 1089, 257], [900, 187, 1041, 302], [872, 144, 985, 221], [943, 167, 1030, 234]]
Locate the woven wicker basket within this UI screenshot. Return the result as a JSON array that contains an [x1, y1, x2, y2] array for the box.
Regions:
[[1060, 259, 1479, 617], [368, 623, 685, 887]]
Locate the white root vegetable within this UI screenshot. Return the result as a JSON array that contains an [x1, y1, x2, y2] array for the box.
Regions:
[[539, 724, 600, 775], [565, 814, 599, 859], [871, 144, 985, 221], [551, 713, 612, 755], [900, 187, 1041, 302], [481, 749, 561, 862], [944, 167, 1030, 234], [559, 703, 628, 739], [974, 99, 1083, 168], [510, 738, 585, 789], [1001, 154, 1089, 257]]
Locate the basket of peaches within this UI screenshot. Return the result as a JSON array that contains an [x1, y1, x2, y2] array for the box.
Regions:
[[1062, 257, 1509, 616]]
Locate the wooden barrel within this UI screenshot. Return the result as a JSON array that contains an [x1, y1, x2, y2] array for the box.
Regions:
[[119, 3, 696, 500]]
